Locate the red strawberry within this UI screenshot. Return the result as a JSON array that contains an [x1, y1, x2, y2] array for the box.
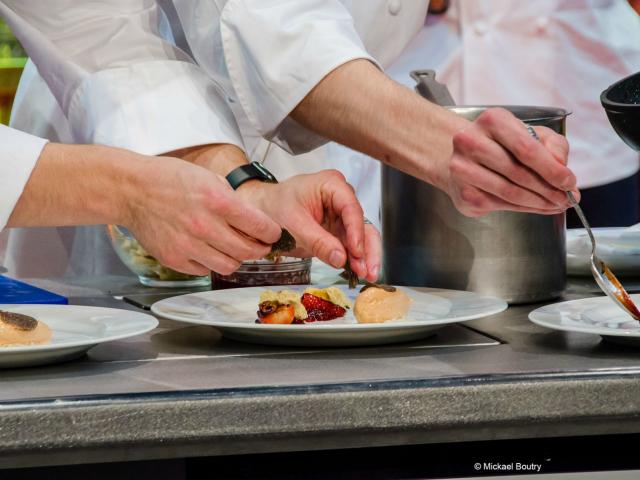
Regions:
[[301, 293, 346, 322]]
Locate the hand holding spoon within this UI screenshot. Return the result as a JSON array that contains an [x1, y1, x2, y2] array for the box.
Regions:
[[527, 124, 640, 320]]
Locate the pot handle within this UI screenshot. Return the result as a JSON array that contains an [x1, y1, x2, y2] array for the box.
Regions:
[[410, 70, 456, 107]]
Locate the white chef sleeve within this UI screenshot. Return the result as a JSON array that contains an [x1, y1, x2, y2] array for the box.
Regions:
[[0, 0, 244, 155], [219, 0, 380, 154], [0, 125, 47, 230]]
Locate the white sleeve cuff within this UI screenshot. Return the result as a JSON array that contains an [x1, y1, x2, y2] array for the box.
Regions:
[[66, 60, 245, 155], [0, 125, 48, 230], [220, 0, 380, 155]]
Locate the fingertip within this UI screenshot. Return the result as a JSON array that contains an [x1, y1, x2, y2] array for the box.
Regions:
[[346, 231, 364, 259], [358, 258, 366, 276], [363, 226, 382, 279], [541, 132, 570, 165], [329, 249, 346, 269], [368, 264, 381, 282], [343, 215, 365, 257], [560, 173, 577, 191], [364, 256, 377, 278], [570, 188, 581, 203], [345, 253, 367, 277], [263, 221, 283, 244]]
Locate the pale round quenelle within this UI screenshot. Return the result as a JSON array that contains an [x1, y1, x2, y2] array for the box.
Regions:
[[354, 287, 412, 324], [0, 310, 52, 346], [0, 305, 159, 368]]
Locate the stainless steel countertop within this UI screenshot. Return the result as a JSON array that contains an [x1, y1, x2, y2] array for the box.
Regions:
[[2, 273, 640, 469]]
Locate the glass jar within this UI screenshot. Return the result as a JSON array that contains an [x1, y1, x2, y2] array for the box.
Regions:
[[211, 257, 311, 289], [106, 225, 211, 287]]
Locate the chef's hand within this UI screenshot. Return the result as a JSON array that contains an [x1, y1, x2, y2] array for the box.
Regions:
[[124, 155, 281, 276], [236, 170, 381, 282], [445, 108, 579, 217], [291, 59, 579, 218]]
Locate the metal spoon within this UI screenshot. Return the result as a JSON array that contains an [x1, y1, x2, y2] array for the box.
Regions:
[[527, 124, 640, 320]]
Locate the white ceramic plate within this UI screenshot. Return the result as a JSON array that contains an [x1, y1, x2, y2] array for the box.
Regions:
[[567, 227, 640, 276], [151, 285, 507, 347], [0, 305, 158, 368], [529, 294, 640, 346]]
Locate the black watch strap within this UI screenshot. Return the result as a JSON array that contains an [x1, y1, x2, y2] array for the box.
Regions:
[[225, 162, 278, 190]]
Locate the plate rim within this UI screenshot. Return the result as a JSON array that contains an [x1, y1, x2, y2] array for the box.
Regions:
[[567, 227, 640, 276], [0, 304, 159, 353], [528, 295, 640, 338], [150, 285, 508, 332]]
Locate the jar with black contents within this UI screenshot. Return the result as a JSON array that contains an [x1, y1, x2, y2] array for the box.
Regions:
[[211, 257, 312, 290]]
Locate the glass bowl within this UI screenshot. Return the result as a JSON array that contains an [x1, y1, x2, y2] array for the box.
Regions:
[[211, 257, 311, 290], [106, 225, 211, 287]]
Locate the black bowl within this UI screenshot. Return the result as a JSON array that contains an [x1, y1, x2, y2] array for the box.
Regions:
[[601, 71, 640, 152]]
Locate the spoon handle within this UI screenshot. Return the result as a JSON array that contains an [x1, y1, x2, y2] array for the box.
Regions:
[[525, 125, 597, 256], [567, 191, 596, 254]]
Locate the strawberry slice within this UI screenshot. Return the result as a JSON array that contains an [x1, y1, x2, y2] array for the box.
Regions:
[[257, 302, 295, 324], [301, 293, 346, 322]]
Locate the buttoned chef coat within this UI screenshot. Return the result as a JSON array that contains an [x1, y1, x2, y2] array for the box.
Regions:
[[385, 0, 640, 190], [1, 0, 427, 277], [3, 1, 638, 276], [261, 0, 640, 223]]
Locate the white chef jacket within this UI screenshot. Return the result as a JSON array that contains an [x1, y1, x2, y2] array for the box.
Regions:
[[384, 0, 640, 189], [0, 0, 245, 155], [7, 0, 640, 274], [3, 0, 427, 277], [0, 125, 47, 230], [170, 0, 640, 212], [171, 1, 427, 226], [0, 0, 243, 277], [262, 0, 640, 224]]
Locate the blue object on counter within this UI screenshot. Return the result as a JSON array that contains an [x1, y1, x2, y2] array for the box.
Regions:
[[0, 275, 68, 304]]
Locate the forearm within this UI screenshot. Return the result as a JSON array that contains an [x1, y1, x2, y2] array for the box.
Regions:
[[291, 59, 469, 190], [7, 143, 145, 227], [167, 143, 248, 177]]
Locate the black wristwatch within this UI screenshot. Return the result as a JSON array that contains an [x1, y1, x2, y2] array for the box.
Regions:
[[225, 161, 278, 190]]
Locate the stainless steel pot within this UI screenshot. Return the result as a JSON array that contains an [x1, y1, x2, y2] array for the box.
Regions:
[[381, 71, 569, 304]]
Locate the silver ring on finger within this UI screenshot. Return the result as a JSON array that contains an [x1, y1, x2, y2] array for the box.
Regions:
[[525, 124, 539, 140]]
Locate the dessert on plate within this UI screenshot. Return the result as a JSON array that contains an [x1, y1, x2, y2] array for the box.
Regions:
[[256, 285, 412, 325], [353, 285, 412, 324], [0, 310, 52, 346], [257, 287, 352, 324], [301, 287, 352, 322], [258, 289, 308, 324]]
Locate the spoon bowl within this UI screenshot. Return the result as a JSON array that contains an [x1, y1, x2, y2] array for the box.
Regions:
[[593, 260, 640, 321], [527, 125, 640, 321]]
